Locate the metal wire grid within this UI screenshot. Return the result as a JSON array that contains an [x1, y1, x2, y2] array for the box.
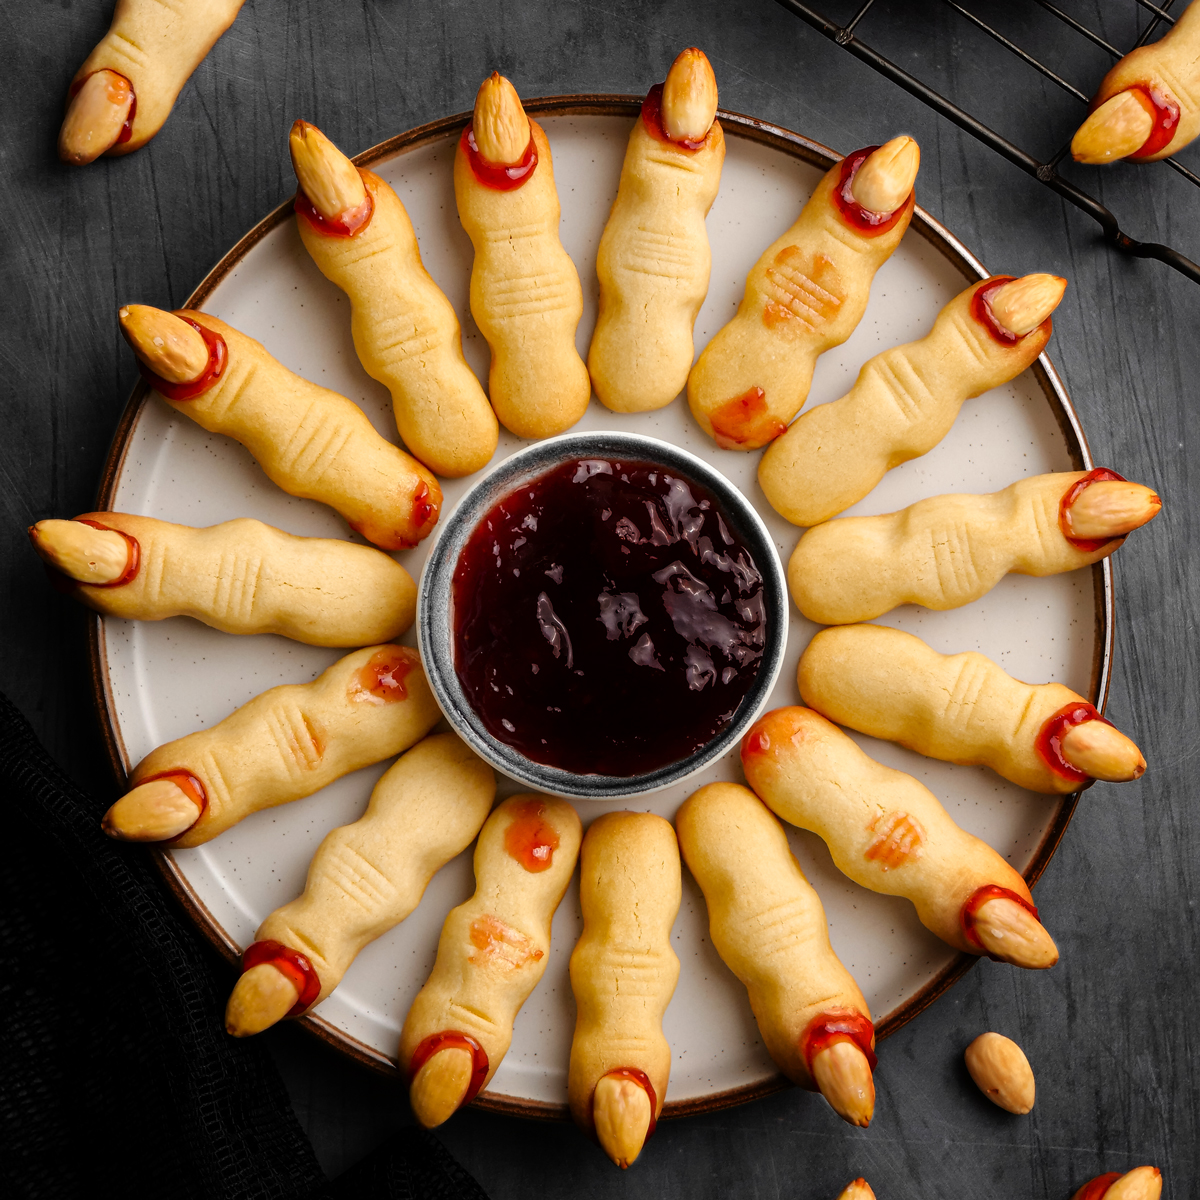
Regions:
[[773, 0, 1200, 283]]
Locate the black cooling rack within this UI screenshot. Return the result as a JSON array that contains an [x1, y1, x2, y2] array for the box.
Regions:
[[773, 0, 1200, 284]]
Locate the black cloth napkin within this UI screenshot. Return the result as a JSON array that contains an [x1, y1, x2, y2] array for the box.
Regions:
[[0, 691, 489, 1200]]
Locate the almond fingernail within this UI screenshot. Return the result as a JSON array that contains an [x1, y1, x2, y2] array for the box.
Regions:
[[1060, 720, 1146, 783], [811, 1039, 876, 1127], [661, 47, 718, 142], [472, 73, 530, 166], [29, 519, 130, 584], [964, 1032, 1035, 1113], [851, 135, 920, 213], [59, 70, 133, 165], [971, 896, 1059, 969], [225, 962, 300, 1037], [289, 119, 367, 219], [1065, 480, 1161, 540], [989, 273, 1067, 336], [409, 1045, 474, 1128], [119, 304, 210, 383], [1072, 91, 1155, 164], [593, 1070, 653, 1169], [102, 778, 202, 842]]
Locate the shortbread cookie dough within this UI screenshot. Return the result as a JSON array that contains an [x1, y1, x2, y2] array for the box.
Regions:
[[119, 304, 441, 549], [225, 734, 494, 1035], [454, 75, 590, 440], [759, 274, 1066, 526], [30, 512, 417, 647], [400, 795, 582, 1128], [569, 812, 681, 1168], [741, 708, 1059, 967], [687, 137, 919, 449], [588, 49, 726, 413], [798, 624, 1146, 793], [1073, 1, 1200, 163], [677, 782, 876, 1125], [60, 0, 244, 163], [102, 645, 440, 846], [290, 120, 497, 477], [788, 469, 1161, 624]]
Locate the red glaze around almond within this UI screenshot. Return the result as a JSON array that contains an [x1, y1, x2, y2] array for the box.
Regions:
[[31, 519, 141, 591], [970, 277, 1021, 346], [960, 884, 1041, 957], [461, 125, 538, 191], [294, 186, 375, 237], [136, 318, 228, 401], [408, 1031, 490, 1105], [1072, 1173, 1124, 1200], [74, 519, 141, 587], [799, 1010, 877, 1087], [133, 770, 208, 845], [640, 83, 709, 151], [1059, 468, 1127, 552], [241, 939, 321, 1016], [1035, 701, 1112, 784], [832, 146, 914, 236]]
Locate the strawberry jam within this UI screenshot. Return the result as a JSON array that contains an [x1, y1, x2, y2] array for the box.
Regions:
[[452, 458, 768, 776], [1124, 86, 1180, 160], [504, 797, 560, 871], [1035, 701, 1111, 784], [295, 186, 374, 237], [352, 646, 416, 704], [709, 387, 787, 450]]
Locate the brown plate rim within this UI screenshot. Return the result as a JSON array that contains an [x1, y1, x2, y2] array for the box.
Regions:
[[87, 95, 1111, 1122]]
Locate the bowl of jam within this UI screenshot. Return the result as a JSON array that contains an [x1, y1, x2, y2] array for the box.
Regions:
[[417, 432, 787, 800]]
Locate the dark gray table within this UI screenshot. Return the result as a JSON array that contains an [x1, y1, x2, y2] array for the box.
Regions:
[[3, 1, 1195, 1196]]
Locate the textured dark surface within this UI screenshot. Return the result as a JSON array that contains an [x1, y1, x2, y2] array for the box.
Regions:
[[0, 689, 492, 1200], [2, 0, 1196, 1197]]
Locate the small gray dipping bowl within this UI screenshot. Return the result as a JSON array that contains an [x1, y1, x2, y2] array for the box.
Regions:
[[417, 431, 788, 801]]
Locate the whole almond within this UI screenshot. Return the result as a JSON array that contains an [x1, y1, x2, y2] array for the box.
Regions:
[[964, 1032, 1035, 1114], [836, 1180, 877, 1200]]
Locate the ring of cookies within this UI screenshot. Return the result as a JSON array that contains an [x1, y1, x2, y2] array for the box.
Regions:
[[40, 41, 1164, 1189]]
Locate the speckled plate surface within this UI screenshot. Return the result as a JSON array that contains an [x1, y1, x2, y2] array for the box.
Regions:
[[89, 99, 1109, 1119]]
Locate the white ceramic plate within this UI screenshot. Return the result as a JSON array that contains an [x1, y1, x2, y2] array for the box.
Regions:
[[91, 101, 1109, 1119]]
